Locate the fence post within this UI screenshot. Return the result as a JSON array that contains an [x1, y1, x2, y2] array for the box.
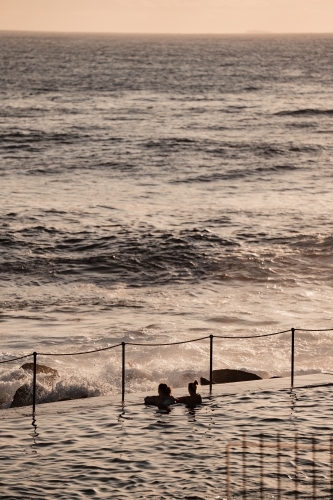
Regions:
[[242, 432, 247, 499], [294, 433, 298, 500], [226, 443, 231, 500], [122, 342, 125, 403], [330, 434, 333, 496], [32, 351, 37, 413], [277, 433, 281, 500], [209, 335, 213, 395], [312, 436, 316, 499], [291, 328, 295, 388], [260, 433, 264, 500]]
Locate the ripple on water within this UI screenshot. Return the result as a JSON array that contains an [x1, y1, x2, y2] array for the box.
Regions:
[[1, 385, 333, 499]]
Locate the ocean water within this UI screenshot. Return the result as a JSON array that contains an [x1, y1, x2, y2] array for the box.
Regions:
[[1, 32, 333, 408]]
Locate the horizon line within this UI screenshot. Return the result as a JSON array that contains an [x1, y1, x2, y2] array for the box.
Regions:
[[1, 29, 333, 37]]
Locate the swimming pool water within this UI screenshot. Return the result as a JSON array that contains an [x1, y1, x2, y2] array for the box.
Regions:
[[1, 380, 332, 499]]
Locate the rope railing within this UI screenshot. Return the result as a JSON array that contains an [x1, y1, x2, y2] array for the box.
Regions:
[[293, 328, 333, 332], [0, 353, 33, 364], [1, 327, 332, 412], [214, 329, 290, 339], [126, 335, 211, 346], [39, 343, 123, 356]]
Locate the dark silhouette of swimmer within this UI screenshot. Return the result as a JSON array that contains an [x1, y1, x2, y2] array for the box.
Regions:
[[144, 383, 175, 406], [177, 380, 202, 405]]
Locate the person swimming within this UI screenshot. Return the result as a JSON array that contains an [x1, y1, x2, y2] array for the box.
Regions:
[[144, 383, 176, 406], [176, 380, 202, 405]]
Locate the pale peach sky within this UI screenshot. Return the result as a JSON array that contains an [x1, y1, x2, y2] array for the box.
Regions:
[[0, 0, 332, 34]]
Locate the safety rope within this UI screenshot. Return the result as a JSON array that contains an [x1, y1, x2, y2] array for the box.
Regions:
[[40, 343, 123, 356], [127, 335, 210, 346], [0, 354, 32, 364], [1, 328, 332, 362], [214, 329, 291, 339]]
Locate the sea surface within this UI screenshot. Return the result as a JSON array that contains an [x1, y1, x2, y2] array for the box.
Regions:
[[1, 32, 333, 408]]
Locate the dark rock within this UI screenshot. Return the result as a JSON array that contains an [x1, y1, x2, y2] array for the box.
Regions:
[[21, 363, 58, 379], [200, 369, 262, 385], [200, 377, 215, 386], [10, 383, 46, 408]]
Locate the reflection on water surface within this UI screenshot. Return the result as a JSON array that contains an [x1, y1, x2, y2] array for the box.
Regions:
[[1, 383, 332, 499]]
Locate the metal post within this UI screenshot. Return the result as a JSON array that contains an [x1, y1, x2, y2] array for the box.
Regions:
[[122, 342, 125, 403], [294, 433, 298, 500], [277, 433, 281, 500], [312, 436, 316, 499], [242, 432, 247, 499], [226, 443, 231, 500], [260, 433, 264, 500], [291, 328, 295, 388], [330, 435, 333, 496], [209, 334, 213, 395], [32, 351, 37, 413]]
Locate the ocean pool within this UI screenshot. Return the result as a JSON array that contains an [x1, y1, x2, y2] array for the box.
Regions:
[[1, 376, 333, 499]]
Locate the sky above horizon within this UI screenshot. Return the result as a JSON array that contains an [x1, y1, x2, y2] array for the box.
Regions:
[[0, 0, 332, 35]]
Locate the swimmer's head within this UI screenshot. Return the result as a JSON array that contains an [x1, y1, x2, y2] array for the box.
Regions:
[[188, 380, 198, 395], [158, 383, 171, 396]]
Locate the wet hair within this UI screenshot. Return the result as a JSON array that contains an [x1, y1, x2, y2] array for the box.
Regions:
[[158, 383, 171, 396], [188, 380, 198, 394]]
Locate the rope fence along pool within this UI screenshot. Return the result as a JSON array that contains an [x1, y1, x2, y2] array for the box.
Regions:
[[1, 327, 332, 412]]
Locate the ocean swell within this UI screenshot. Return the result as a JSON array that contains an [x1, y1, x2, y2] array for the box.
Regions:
[[1, 220, 332, 286]]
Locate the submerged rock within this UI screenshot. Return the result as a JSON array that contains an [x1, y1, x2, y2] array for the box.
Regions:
[[200, 368, 262, 385]]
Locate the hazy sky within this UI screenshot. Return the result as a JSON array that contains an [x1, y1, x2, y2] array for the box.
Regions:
[[0, 0, 332, 34]]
